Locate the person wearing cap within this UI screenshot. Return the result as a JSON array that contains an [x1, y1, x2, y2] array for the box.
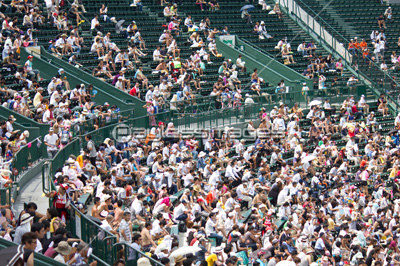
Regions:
[[258, 21, 273, 39], [53, 240, 73, 263], [55, 33, 73, 56], [68, 3, 85, 26], [24, 55, 41, 81]]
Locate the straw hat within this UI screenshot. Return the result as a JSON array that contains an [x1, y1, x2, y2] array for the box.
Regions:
[[54, 241, 72, 256], [175, 256, 185, 263], [137, 258, 152, 266]]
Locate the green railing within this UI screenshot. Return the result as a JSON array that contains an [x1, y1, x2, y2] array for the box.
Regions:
[[41, 138, 81, 195], [12, 138, 46, 181], [69, 108, 135, 137], [67, 204, 118, 265], [114, 243, 163, 266], [0, 238, 66, 266], [0, 187, 11, 206], [36, 48, 147, 116]]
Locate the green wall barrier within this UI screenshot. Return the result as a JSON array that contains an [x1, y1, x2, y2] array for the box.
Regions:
[[13, 138, 46, 179], [0, 105, 49, 138], [21, 49, 136, 113], [0, 238, 66, 266], [35, 47, 147, 116], [216, 36, 312, 93]]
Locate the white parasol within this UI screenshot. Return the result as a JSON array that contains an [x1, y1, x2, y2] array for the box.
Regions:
[[169, 246, 201, 258], [308, 100, 322, 106], [301, 155, 316, 164]]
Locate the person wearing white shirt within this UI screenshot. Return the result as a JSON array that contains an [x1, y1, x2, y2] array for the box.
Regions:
[[173, 201, 189, 221], [184, 15, 193, 28], [225, 162, 239, 181], [153, 46, 163, 61], [205, 212, 223, 246], [236, 183, 252, 209], [183, 170, 195, 187], [224, 213, 235, 232], [287, 117, 297, 139], [145, 86, 154, 102], [273, 115, 285, 132], [90, 15, 103, 32], [278, 202, 291, 218], [236, 55, 246, 72], [209, 170, 221, 188], [374, 41, 381, 62]]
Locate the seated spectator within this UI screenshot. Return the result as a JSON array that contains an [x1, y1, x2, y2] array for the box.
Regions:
[[273, 3, 283, 19], [336, 58, 344, 76], [378, 14, 386, 29], [241, 8, 252, 24], [258, 21, 272, 39], [385, 6, 392, 19]]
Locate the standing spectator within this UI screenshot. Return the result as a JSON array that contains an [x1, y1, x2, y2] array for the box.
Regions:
[[44, 127, 59, 158], [119, 211, 132, 244], [14, 213, 34, 245], [86, 134, 97, 166]]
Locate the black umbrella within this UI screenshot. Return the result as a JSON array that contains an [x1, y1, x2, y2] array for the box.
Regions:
[[0, 245, 23, 266], [115, 20, 126, 34]]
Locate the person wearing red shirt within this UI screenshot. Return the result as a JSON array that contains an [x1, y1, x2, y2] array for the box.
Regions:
[[129, 82, 141, 98], [351, 102, 363, 119]]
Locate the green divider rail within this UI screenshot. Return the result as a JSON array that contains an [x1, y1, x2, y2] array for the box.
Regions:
[[12, 138, 45, 180], [0, 238, 66, 266], [0, 105, 50, 138], [21, 48, 137, 114], [35, 47, 147, 117]]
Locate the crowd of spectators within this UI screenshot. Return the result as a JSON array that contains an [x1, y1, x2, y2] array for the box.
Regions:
[[1, 90, 397, 266]]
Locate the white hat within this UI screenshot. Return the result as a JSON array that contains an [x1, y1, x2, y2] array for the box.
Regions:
[[198, 151, 206, 158], [276, 178, 282, 183], [20, 213, 34, 225]]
